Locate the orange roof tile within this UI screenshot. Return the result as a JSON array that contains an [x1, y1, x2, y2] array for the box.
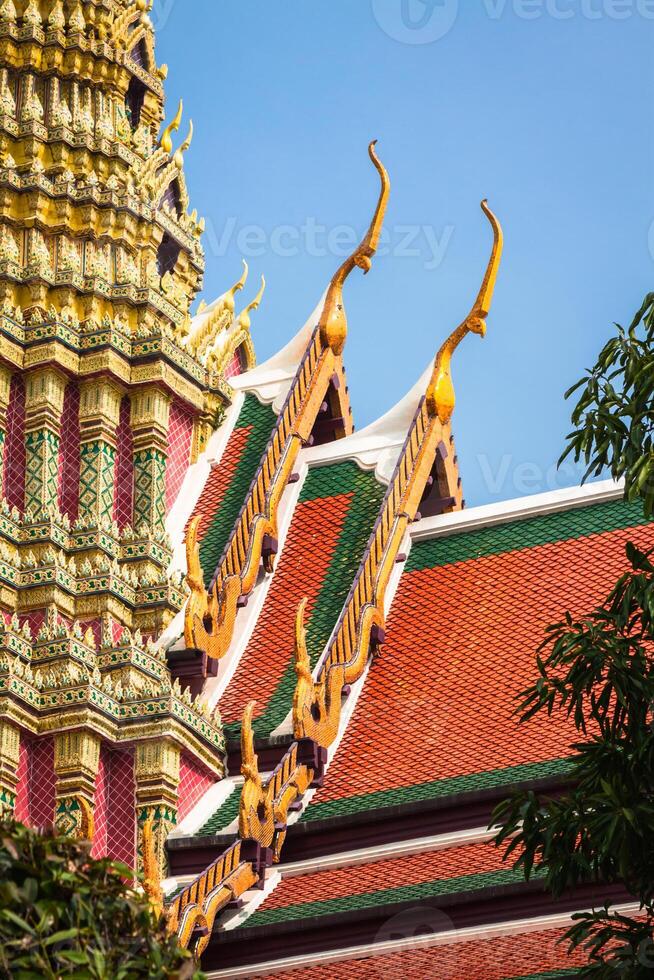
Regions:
[[261, 925, 586, 978], [257, 839, 505, 915], [188, 424, 253, 544], [305, 508, 654, 818], [220, 491, 354, 732]]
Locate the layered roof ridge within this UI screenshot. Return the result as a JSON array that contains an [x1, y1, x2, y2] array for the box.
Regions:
[[168, 144, 390, 688], [165, 199, 507, 960]]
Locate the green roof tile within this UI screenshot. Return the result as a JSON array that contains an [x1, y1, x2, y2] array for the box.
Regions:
[[198, 784, 240, 836], [199, 394, 277, 581], [301, 758, 574, 823], [222, 461, 386, 744], [408, 498, 648, 574], [244, 865, 525, 929]]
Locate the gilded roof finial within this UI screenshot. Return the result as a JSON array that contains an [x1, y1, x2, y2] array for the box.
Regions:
[[160, 99, 183, 155], [173, 120, 193, 170], [225, 259, 249, 314], [426, 200, 503, 423], [237, 275, 266, 332], [318, 140, 390, 355]]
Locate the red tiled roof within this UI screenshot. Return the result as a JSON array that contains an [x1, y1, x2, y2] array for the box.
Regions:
[[186, 424, 252, 544], [220, 491, 354, 729], [306, 510, 654, 816], [261, 925, 586, 978], [257, 839, 505, 914]]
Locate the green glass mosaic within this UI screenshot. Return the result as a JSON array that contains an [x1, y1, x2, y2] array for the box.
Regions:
[[223, 461, 386, 745], [300, 758, 574, 823], [408, 498, 648, 573], [199, 394, 277, 582], [245, 865, 526, 929], [25, 429, 59, 511], [79, 441, 116, 522], [134, 448, 167, 532]]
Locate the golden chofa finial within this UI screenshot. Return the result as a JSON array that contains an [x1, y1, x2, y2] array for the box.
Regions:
[[427, 200, 503, 424], [318, 140, 390, 355], [225, 259, 249, 314], [160, 99, 183, 155], [173, 120, 193, 170], [237, 275, 266, 331]]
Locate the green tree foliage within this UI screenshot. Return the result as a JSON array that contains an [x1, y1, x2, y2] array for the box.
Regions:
[[560, 293, 654, 518], [0, 819, 205, 980], [493, 295, 654, 978]]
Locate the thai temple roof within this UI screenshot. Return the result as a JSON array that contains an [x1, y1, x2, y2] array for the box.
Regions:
[[0, 2, 645, 977]]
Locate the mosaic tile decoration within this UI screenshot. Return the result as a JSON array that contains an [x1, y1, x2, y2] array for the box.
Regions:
[[224, 346, 245, 380], [113, 396, 134, 531], [4, 374, 26, 511], [58, 382, 81, 521], [177, 752, 217, 824], [13, 737, 30, 824], [23, 737, 56, 829], [105, 749, 136, 868], [91, 748, 109, 859], [166, 398, 194, 510]]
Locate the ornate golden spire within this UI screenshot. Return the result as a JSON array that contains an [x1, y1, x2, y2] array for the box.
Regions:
[[426, 200, 503, 423], [319, 141, 390, 355], [160, 99, 183, 155], [237, 275, 266, 332], [226, 259, 249, 314], [173, 120, 194, 170]]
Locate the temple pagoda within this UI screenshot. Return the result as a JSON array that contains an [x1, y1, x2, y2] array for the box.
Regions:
[[0, 0, 262, 884], [1, 3, 644, 979]]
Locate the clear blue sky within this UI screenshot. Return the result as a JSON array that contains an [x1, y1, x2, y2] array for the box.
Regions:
[[155, 0, 654, 506]]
